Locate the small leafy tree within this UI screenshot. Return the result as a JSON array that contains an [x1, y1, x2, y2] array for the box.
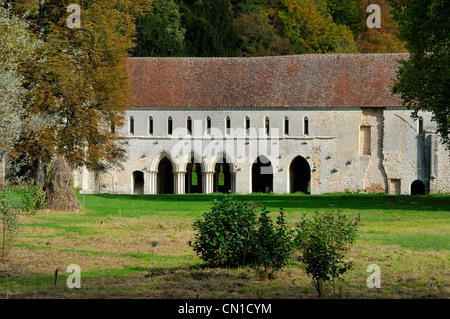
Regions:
[[254, 208, 295, 278], [189, 196, 258, 267], [295, 210, 359, 297], [0, 190, 21, 260], [190, 196, 296, 277]]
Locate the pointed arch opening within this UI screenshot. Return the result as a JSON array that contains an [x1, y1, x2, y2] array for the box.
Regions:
[[206, 116, 211, 135], [149, 116, 154, 135], [252, 155, 273, 193], [157, 157, 174, 194], [185, 157, 203, 193], [284, 116, 289, 135], [213, 156, 233, 193], [132, 171, 144, 194], [187, 116, 192, 135], [129, 116, 135, 135], [411, 180, 425, 195], [289, 156, 311, 194], [304, 116, 309, 136], [168, 117, 173, 135]]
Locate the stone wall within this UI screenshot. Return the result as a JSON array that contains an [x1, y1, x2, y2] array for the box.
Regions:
[[74, 107, 450, 195]]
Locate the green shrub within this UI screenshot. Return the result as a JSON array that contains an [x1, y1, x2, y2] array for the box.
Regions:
[[190, 196, 295, 277], [254, 208, 295, 278], [189, 196, 259, 267], [0, 191, 21, 260], [295, 210, 359, 297], [11, 181, 46, 214]]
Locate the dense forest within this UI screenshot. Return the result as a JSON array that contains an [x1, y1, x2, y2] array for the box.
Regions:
[[133, 0, 407, 57]]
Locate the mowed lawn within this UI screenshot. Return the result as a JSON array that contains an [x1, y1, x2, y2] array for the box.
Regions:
[[0, 193, 449, 299]]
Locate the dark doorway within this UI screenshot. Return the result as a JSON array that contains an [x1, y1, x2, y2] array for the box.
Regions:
[[214, 158, 232, 193], [185, 158, 203, 193], [157, 158, 174, 194], [411, 180, 425, 195], [252, 156, 273, 193], [289, 156, 311, 194], [133, 171, 144, 194]]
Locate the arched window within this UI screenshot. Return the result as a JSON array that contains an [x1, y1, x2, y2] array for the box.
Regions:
[[226, 116, 231, 135], [168, 117, 173, 135], [418, 117, 424, 135], [245, 116, 250, 135], [187, 116, 192, 135], [284, 116, 289, 135], [149, 116, 153, 135], [304, 116, 309, 136], [265, 117, 270, 136], [206, 116, 211, 135], [129, 116, 134, 135]]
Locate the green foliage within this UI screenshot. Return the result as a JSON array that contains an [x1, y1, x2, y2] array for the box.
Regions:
[[0, 190, 21, 259], [189, 196, 258, 267], [389, 0, 450, 149], [134, 0, 185, 57], [190, 196, 295, 277], [179, 0, 241, 57], [295, 210, 359, 297], [11, 181, 46, 214], [254, 208, 294, 278], [132, 0, 406, 57]]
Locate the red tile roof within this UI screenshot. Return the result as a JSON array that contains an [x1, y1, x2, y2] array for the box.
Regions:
[[127, 54, 408, 108]]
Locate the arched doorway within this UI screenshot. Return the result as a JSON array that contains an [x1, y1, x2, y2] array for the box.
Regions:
[[213, 157, 232, 194], [289, 156, 311, 194], [157, 158, 174, 194], [133, 171, 144, 194], [411, 180, 425, 195], [252, 156, 273, 193], [214, 158, 232, 193], [185, 158, 203, 193]]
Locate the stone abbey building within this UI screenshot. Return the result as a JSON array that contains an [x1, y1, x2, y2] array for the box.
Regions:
[[73, 53, 450, 195]]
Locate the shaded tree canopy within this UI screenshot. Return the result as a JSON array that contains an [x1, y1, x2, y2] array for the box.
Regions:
[[8, 0, 152, 174], [133, 0, 407, 57], [389, 0, 450, 149]]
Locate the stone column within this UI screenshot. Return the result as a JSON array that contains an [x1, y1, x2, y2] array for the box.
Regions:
[[148, 170, 158, 194], [203, 171, 215, 194], [230, 171, 237, 193], [174, 170, 186, 194]]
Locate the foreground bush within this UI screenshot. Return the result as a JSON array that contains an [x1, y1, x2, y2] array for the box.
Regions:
[[10, 181, 46, 214], [254, 208, 295, 278], [0, 190, 21, 260], [295, 210, 359, 297], [189, 196, 259, 267], [190, 196, 295, 276]]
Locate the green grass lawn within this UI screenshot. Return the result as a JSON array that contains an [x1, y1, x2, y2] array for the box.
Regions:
[[0, 193, 448, 299]]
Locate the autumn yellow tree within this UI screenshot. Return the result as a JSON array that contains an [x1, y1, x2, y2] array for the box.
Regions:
[[358, 0, 406, 53], [9, 0, 152, 174]]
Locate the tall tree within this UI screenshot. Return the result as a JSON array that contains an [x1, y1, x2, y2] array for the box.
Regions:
[[0, 3, 43, 164], [272, 0, 358, 54], [179, 0, 241, 57], [9, 0, 152, 173], [358, 0, 406, 53], [389, 0, 450, 149], [134, 0, 185, 57]]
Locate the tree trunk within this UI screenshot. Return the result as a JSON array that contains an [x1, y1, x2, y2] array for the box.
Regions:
[[39, 0, 46, 35]]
